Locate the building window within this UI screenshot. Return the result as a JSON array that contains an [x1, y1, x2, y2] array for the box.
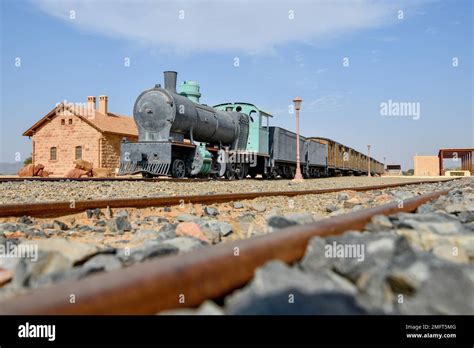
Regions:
[[50, 147, 57, 160], [68, 119, 73, 125], [61, 119, 65, 125], [75, 146, 82, 160]]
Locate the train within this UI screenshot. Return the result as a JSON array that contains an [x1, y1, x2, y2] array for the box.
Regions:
[[118, 71, 384, 179]]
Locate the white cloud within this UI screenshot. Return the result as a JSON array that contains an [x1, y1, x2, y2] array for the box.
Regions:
[[34, 0, 427, 54], [294, 53, 305, 67], [425, 26, 437, 34], [372, 35, 399, 42], [304, 93, 345, 113], [266, 92, 345, 122]]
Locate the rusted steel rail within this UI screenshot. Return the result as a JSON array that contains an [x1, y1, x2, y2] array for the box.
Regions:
[[0, 179, 452, 217], [0, 188, 450, 314], [0, 177, 212, 183]]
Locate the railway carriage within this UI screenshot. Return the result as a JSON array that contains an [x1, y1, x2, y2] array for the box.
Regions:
[[308, 137, 384, 176]]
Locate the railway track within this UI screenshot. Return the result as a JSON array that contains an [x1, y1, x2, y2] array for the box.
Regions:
[[0, 179, 455, 218], [0, 186, 452, 314], [0, 176, 213, 183], [0, 175, 379, 183]]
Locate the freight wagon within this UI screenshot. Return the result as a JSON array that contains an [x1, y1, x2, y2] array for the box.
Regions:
[[307, 137, 384, 176]]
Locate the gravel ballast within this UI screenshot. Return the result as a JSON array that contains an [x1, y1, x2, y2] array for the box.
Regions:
[[0, 177, 471, 310], [0, 176, 451, 204]]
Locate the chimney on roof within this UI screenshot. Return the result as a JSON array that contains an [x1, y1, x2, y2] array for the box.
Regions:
[[87, 96, 96, 111], [98, 95, 108, 115]]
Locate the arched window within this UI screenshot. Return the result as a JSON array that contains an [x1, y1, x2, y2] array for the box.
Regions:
[[50, 147, 57, 160], [75, 146, 82, 160]]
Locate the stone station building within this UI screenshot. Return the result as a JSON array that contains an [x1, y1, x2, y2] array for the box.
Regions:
[[23, 96, 138, 176]]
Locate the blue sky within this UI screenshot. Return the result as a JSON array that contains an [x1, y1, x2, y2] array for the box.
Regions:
[[1, 0, 472, 169]]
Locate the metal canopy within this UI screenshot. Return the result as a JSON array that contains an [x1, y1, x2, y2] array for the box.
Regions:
[[438, 148, 474, 175]]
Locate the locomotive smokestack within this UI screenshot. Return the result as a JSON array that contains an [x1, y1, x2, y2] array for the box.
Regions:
[[163, 71, 177, 93]]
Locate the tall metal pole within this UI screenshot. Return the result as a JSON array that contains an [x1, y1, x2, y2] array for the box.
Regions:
[[383, 156, 386, 174], [293, 97, 303, 181], [367, 144, 371, 177]]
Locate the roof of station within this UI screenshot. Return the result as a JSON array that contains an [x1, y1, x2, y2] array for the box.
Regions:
[[438, 148, 474, 158]]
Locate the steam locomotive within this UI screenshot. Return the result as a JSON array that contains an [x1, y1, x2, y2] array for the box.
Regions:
[[118, 71, 383, 179]]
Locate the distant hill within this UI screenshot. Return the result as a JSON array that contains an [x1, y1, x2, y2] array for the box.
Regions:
[[0, 162, 23, 175]]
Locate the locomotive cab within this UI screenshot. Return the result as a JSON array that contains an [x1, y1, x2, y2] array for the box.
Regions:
[[213, 102, 273, 178]]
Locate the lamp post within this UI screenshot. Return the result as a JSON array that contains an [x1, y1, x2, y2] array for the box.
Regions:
[[367, 144, 372, 177], [293, 97, 304, 181], [383, 156, 386, 174]]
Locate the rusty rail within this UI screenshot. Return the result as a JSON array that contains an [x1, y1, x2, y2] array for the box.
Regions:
[[0, 179, 453, 218], [0, 188, 450, 314], [0, 177, 212, 183]]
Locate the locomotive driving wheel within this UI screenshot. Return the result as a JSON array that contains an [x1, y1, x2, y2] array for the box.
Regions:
[[225, 163, 236, 180], [171, 159, 186, 178], [235, 163, 248, 180], [211, 162, 221, 179]]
